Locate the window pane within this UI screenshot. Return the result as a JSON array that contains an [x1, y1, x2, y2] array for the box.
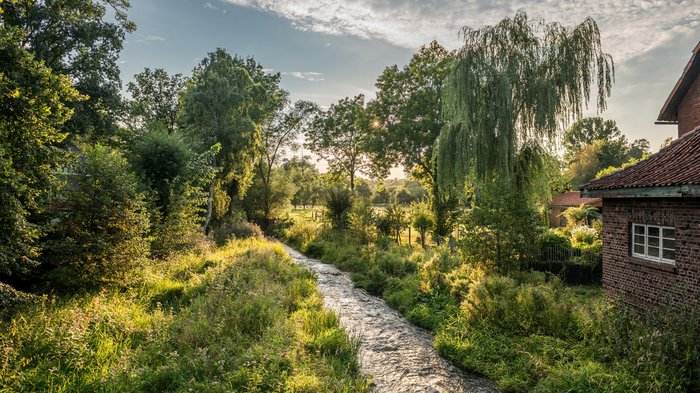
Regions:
[[648, 247, 659, 257], [634, 235, 645, 245], [663, 249, 675, 260], [663, 228, 675, 238], [633, 244, 645, 254], [648, 226, 660, 237], [663, 239, 675, 250], [648, 236, 659, 247], [634, 225, 645, 235]]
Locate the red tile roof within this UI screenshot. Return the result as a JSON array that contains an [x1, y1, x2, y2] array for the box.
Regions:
[[582, 127, 700, 191], [550, 191, 602, 207], [658, 41, 700, 123]]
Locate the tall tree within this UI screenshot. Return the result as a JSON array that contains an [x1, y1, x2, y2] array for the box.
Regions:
[[127, 68, 187, 132], [437, 12, 615, 196], [306, 94, 374, 191], [563, 117, 649, 185], [368, 41, 456, 242], [3, 0, 136, 140], [255, 99, 318, 225], [179, 48, 283, 232], [0, 24, 83, 278]]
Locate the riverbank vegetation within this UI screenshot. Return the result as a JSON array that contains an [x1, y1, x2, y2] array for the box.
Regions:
[[281, 214, 700, 393], [1, 238, 369, 392], [2, 2, 697, 392]]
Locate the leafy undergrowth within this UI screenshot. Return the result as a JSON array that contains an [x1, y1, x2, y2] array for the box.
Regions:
[[0, 238, 370, 392], [281, 219, 700, 393]]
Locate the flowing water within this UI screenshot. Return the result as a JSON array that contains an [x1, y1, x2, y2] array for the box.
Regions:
[[283, 245, 499, 393]]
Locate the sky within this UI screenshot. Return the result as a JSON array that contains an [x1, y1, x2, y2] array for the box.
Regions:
[[119, 0, 700, 176]]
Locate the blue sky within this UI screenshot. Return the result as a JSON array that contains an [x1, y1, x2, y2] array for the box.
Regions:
[[119, 0, 700, 175]]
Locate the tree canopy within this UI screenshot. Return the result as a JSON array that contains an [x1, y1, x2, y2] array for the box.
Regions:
[[127, 68, 187, 132], [437, 12, 615, 195], [3, 0, 136, 140], [306, 94, 375, 191], [0, 24, 83, 277]]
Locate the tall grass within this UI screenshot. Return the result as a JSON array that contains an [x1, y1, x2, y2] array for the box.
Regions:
[[1, 239, 370, 392]]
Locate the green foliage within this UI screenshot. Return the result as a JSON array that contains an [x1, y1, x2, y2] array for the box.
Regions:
[[285, 156, 324, 208], [460, 182, 543, 272], [560, 203, 600, 227], [382, 200, 407, 242], [243, 167, 296, 225], [564, 118, 650, 185], [438, 12, 614, 195], [347, 198, 376, 243], [323, 187, 353, 229], [180, 48, 282, 203], [130, 129, 194, 211], [411, 201, 434, 247], [368, 41, 453, 186], [595, 154, 649, 180], [0, 26, 83, 277], [127, 68, 187, 132], [213, 219, 264, 245], [43, 145, 150, 288], [1, 239, 370, 392], [306, 95, 375, 190], [2, 0, 136, 140]]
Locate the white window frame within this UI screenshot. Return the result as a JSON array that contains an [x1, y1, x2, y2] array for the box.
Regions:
[[631, 223, 676, 264]]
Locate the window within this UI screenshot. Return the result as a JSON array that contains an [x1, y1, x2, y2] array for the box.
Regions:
[[631, 224, 675, 264]]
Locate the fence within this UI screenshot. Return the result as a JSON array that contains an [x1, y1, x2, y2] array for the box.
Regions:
[[527, 244, 602, 285]]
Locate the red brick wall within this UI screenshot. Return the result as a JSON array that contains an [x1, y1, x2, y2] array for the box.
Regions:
[[602, 198, 700, 309], [678, 76, 700, 137]]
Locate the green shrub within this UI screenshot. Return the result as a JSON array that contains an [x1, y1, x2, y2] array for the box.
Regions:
[[43, 144, 150, 288], [213, 219, 263, 245], [284, 219, 321, 249], [462, 275, 577, 338], [347, 198, 376, 243], [323, 186, 353, 229], [420, 246, 462, 294]]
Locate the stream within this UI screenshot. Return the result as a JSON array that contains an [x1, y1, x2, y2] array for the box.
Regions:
[[283, 244, 498, 393]]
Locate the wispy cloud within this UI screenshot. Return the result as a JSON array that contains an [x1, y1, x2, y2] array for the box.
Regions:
[[204, 2, 219, 10], [283, 71, 325, 82], [221, 0, 700, 62], [135, 35, 165, 43]]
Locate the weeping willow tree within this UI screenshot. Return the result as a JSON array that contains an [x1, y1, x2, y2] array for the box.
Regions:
[[437, 12, 614, 197], [437, 12, 614, 270]]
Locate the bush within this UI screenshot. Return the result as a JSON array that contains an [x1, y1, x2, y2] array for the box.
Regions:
[[347, 198, 376, 243], [213, 220, 263, 245], [43, 145, 150, 288], [283, 219, 321, 249], [323, 187, 353, 229], [462, 275, 577, 338], [570, 225, 599, 247]]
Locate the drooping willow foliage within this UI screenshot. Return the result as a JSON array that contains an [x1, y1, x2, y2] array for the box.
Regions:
[[437, 12, 614, 195]]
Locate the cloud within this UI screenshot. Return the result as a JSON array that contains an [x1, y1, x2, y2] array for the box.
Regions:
[[204, 2, 219, 10], [221, 0, 700, 62], [135, 35, 165, 43], [283, 71, 325, 82]]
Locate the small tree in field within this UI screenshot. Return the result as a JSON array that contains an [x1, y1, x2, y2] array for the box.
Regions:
[[412, 201, 434, 248]]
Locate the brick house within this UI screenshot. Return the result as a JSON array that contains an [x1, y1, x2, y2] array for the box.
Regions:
[[548, 191, 602, 228], [581, 42, 700, 308]]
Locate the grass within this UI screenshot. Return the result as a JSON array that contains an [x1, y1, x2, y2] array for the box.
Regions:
[[0, 238, 370, 393], [280, 216, 700, 393]]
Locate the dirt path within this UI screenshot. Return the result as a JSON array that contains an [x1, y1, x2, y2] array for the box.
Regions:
[[283, 245, 498, 393]]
